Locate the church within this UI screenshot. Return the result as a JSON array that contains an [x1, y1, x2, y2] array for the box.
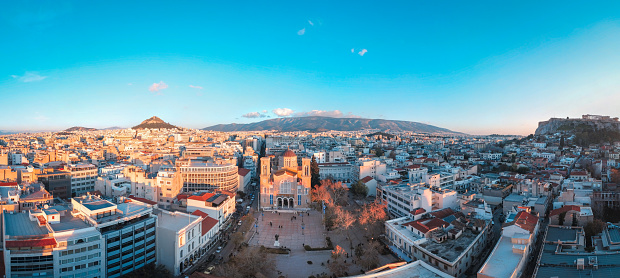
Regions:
[[259, 150, 311, 210]]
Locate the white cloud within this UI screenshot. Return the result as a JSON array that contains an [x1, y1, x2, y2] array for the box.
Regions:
[[128, 83, 133, 86], [358, 49, 368, 56], [262, 110, 268, 113], [351, 48, 355, 53], [189, 85, 203, 89], [11, 72, 47, 82], [297, 28, 305, 35], [242, 112, 268, 118], [294, 110, 361, 118], [149, 81, 168, 92], [273, 108, 294, 117], [308, 20, 314, 26]]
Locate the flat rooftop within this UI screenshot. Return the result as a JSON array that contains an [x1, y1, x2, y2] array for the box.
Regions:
[[546, 226, 580, 243], [80, 199, 116, 211], [349, 260, 452, 278], [4, 213, 51, 237], [478, 236, 523, 277], [537, 243, 620, 278], [419, 228, 481, 262], [49, 214, 91, 232], [155, 210, 200, 231]]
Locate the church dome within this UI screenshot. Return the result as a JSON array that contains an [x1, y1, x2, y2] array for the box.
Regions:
[[283, 149, 296, 157]]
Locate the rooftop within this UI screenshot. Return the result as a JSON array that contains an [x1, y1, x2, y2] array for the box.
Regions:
[[536, 243, 620, 278], [348, 260, 453, 278], [546, 226, 581, 243], [4, 212, 51, 237], [49, 214, 92, 232], [478, 236, 524, 278], [155, 210, 201, 231], [419, 228, 482, 262], [82, 200, 116, 211]]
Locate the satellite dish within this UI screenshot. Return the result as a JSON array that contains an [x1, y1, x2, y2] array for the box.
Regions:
[[43, 204, 49, 209]]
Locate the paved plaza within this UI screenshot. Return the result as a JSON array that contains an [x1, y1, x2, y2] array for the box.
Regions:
[[249, 210, 327, 250]]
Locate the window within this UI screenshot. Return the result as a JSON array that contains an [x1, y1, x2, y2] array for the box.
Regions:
[[279, 181, 291, 194]]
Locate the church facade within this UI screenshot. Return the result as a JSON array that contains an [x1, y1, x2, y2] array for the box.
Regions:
[[259, 150, 311, 210]]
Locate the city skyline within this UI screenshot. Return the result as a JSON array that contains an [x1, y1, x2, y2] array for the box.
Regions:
[[3, 1, 620, 135]]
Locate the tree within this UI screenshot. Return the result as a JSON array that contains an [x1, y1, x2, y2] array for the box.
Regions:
[[311, 181, 331, 204], [311, 156, 321, 188], [560, 136, 565, 149], [359, 241, 381, 270], [231, 231, 245, 248], [358, 201, 388, 240], [584, 219, 606, 248], [374, 145, 384, 157], [558, 211, 567, 226], [333, 206, 355, 232], [214, 247, 275, 278], [328, 245, 351, 277], [351, 181, 368, 197]]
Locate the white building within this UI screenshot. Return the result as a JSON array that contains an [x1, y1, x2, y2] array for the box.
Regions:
[[155, 209, 203, 276], [187, 191, 235, 225], [381, 183, 458, 218], [477, 211, 539, 278]]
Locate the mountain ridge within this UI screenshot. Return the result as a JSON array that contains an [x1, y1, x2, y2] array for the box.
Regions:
[[203, 116, 462, 134]]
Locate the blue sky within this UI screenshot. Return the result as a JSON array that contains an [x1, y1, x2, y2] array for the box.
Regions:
[[2, 1, 620, 135]]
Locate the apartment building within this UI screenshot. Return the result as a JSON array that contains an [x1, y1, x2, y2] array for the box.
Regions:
[[386, 209, 491, 277], [71, 195, 157, 278], [68, 163, 98, 197], [155, 209, 202, 276]]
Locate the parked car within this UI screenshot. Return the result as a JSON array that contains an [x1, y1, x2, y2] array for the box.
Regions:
[[216, 246, 222, 253]]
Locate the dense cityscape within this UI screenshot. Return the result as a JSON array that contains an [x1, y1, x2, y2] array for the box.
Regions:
[[4, 1, 620, 278], [1, 114, 620, 278]]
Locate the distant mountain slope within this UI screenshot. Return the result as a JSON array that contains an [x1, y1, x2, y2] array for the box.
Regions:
[[65, 126, 98, 132], [203, 116, 461, 133], [101, 126, 125, 130], [132, 116, 180, 130]]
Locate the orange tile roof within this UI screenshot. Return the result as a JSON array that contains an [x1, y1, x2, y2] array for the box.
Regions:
[[188, 192, 216, 201]]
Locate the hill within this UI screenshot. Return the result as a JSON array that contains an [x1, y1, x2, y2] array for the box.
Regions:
[[203, 116, 461, 134], [535, 116, 620, 146], [132, 116, 180, 130], [65, 126, 98, 132]]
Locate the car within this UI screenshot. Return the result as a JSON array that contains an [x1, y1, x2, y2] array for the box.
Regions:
[[238, 220, 242, 226], [204, 265, 215, 274], [207, 254, 215, 262], [216, 246, 222, 253]]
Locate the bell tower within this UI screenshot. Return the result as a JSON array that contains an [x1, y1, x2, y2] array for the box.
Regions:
[[300, 157, 311, 188]]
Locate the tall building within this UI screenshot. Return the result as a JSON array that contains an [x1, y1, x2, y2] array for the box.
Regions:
[[3, 205, 105, 278], [38, 171, 72, 200], [259, 150, 311, 210], [71, 195, 157, 278], [176, 159, 239, 192], [68, 163, 98, 197]]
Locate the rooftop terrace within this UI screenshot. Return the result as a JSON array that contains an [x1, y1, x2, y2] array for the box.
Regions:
[[419, 228, 481, 262]]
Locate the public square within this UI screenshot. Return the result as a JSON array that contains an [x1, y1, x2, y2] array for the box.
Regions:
[[249, 210, 327, 250]]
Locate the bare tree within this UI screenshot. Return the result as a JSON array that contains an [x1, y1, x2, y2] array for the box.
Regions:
[[214, 247, 275, 278], [358, 201, 388, 240], [333, 206, 355, 231], [359, 241, 381, 270], [328, 245, 351, 277]]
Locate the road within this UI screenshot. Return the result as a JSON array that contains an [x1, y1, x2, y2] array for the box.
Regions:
[[183, 182, 260, 277]]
